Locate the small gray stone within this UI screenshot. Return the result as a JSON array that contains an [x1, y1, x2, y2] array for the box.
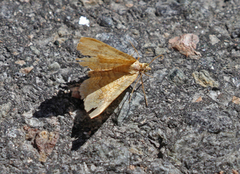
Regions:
[[155, 1, 181, 17], [58, 26, 70, 37], [131, 29, 140, 36], [55, 74, 66, 83], [209, 35, 220, 45], [169, 68, 187, 85], [48, 62, 61, 71], [212, 26, 230, 38], [155, 47, 167, 55], [192, 70, 219, 88], [148, 160, 182, 174], [0, 102, 11, 119], [6, 128, 19, 138], [207, 91, 231, 106], [25, 118, 44, 127], [99, 16, 114, 27], [110, 2, 127, 15], [231, 49, 240, 57], [116, 23, 126, 29], [178, 0, 191, 5], [30, 46, 40, 55], [22, 109, 33, 119], [144, 7, 156, 17]]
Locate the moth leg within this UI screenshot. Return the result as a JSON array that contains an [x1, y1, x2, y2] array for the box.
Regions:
[[140, 74, 148, 106], [144, 73, 153, 78], [129, 74, 142, 103]]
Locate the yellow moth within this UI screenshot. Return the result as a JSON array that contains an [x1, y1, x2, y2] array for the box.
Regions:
[[77, 37, 161, 119]]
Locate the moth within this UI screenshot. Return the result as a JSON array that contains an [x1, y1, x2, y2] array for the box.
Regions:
[[77, 37, 161, 119]]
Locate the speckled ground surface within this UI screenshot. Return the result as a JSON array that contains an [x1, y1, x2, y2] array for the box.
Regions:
[[0, 0, 240, 173]]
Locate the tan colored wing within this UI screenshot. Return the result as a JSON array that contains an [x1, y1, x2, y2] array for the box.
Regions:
[[79, 70, 139, 118], [77, 37, 136, 71]]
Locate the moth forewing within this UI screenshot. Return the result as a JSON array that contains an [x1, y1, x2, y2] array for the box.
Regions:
[[76, 37, 161, 118]]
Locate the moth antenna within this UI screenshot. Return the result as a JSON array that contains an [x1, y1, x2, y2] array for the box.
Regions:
[[149, 54, 164, 65], [129, 73, 142, 103], [141, 74, 148, 106], [129, 41, 140, 61]]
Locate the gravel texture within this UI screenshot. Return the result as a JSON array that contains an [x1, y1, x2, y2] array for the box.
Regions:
[[0, 0, 240, 173]]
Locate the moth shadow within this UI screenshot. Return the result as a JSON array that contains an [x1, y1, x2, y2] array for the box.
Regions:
[[33, 83, 82, 119], [31, 78, 131, 151]]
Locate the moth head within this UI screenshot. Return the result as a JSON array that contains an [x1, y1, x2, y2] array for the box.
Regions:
[[143, 63, 151, 72]]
